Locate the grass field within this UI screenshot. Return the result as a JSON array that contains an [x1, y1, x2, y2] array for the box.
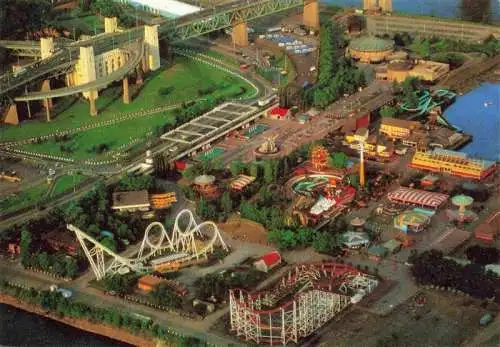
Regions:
[[51, 174, 86, 196], [21, 110, 174, 160], [0, 182, 49, 215], [6, 54, 255, 160]]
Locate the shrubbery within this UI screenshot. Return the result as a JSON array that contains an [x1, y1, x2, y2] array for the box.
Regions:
[[411, 250, 499, 300]]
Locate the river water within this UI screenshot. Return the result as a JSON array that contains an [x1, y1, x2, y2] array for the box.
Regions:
[[0, 304, 131, 347], [1, 1, 498, 345], [322, 0, 500, 22]]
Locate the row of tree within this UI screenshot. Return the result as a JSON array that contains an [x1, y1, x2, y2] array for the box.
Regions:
[[410, 250, 499, 300], [195, 269, 266, 301], [0, 280, 203, 346], [20, 229, 79, 278], [308, 21, 366, 108]]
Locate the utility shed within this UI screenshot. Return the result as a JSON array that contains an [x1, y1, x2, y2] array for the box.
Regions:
[[254, 251, 282, 273], [137, 275, 163, 293]]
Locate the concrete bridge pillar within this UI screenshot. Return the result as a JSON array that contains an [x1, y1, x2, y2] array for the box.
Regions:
[[1, 104, 19, 125], [77, 46, 99, 116], [380, 0, 392, 12], [123, 76, 130, 104], [40, 79, 53, 121], [104, 17, 119, 33], [40, 80, 53, 109], [232, 21, 249, 47], [363, 0, 378, 10], [303, 0, 320, 30], [144, 25, 161, 71], [40, 37, 55, 60], [89, 91, 98, 117]]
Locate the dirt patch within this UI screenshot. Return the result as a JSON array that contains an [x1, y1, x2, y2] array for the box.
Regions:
[[219, 217, 270, 246], [319, 290, 496, 347], [0, 294, 159, 347]]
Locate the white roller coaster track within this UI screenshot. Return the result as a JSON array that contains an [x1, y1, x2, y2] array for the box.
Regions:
[[68, 209, 228, 280]]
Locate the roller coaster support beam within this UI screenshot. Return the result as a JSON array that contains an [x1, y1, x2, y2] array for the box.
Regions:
[[303, 0, 320, 30]]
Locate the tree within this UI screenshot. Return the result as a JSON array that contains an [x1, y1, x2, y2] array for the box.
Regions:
[[20, 228, 33, 267], [37, 252, 51, 271], [151, 284, 182, 309], [220, 192, 233, 219], [379, 105, 398, 118], [64, 257, 78, 278], [100, 237, 117, 253], [230, 160, 243, 176], [267, 229, 298, 249], [249, 162, 260, 178], [312, 232, 338, 254], [329, 152, 348, 169], [263, 160, 274, 184]]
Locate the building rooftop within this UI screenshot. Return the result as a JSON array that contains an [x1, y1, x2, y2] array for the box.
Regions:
[[388, 60, 414, 71], [256, 251, 281, 267], [193, 174, 216, 186], [381, 117, 422, 129], [349, 36, 394, 52], [112, 190, 150, 209], [138, 275, 164, 287]]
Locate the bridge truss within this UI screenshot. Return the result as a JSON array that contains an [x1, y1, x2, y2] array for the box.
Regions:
[[229, 263, 379, 345], [159, 0, 305, 41], [68, 209, 227, 280]]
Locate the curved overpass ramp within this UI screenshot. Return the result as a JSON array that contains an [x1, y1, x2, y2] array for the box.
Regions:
[[14, 40, 144, 101]]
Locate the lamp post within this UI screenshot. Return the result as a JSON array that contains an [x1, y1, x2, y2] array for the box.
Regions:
[[357, 140, 366, 187]]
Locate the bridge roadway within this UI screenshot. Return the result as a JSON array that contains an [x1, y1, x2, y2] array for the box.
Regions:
[[0, 0, 306, 96], [14, 40, 144, 101]]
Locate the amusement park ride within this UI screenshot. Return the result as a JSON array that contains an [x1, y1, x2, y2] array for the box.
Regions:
[[229, 262, 378, 345], [68, 209, 227, 280]]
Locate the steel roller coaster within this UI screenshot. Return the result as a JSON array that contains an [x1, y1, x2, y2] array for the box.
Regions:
[[68, 209, 227, 280]]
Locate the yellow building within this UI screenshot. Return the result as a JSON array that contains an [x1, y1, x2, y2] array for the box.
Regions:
[[409, 149, 496, 180], [376, 60, 450, 83], [348, 36, 394, 63], [379, 118, 423, 140]]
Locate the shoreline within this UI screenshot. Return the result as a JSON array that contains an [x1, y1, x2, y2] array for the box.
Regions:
[[0, 294, 160, 347]]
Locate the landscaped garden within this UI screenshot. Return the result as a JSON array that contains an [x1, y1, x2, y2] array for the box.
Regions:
[[50, 173, 87, 197]]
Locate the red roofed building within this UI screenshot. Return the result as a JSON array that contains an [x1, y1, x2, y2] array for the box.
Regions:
[[268, 107, 290, 119], [474, 210, 500, 243], [253, 251, 282, 273]]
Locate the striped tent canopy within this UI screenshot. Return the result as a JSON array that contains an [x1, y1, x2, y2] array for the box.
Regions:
[[387, 187, 449, 209], [230, 174, 256, 191]]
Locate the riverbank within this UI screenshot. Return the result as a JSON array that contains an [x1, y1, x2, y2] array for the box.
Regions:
[[0, 294, 161, 347]]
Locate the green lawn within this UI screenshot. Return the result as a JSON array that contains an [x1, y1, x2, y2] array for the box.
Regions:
[[51, 174, 86, 196], [0, 182, 49, 215], [1, 55, 254, 143], [21, 110, 174, 160]]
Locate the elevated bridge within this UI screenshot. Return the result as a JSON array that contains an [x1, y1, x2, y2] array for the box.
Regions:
[[14, 40, 144, 101], [0, 0, 318, 98]]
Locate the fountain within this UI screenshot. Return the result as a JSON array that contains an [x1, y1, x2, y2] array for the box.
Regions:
[[255, 135, 280, 157]]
